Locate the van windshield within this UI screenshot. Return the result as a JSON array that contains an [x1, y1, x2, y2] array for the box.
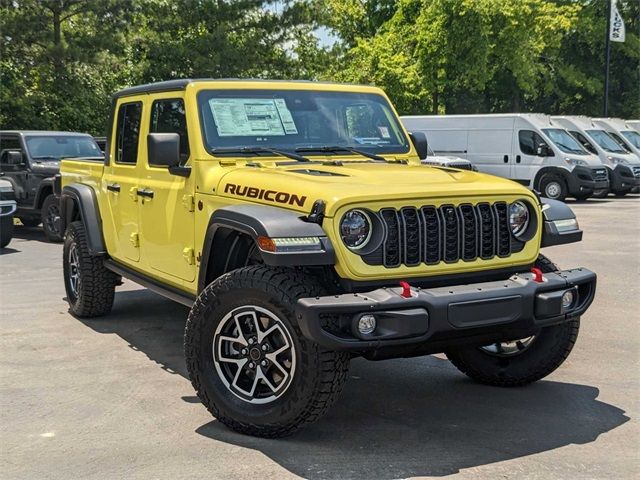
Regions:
[[542, 128, 587, 155], [621, 130, 640, 149], [585, 129, 627, 153], [25, 135, 101, 160], [197, 89, 410, 157]]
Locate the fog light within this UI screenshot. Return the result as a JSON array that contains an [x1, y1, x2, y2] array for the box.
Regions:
[[562, 290, 575, 309], [357, 315, 377, 335]]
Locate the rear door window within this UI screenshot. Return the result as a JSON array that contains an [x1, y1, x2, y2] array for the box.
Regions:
[[115, 102, 143, 164]]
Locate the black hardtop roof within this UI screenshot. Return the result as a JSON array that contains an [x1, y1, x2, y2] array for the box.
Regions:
[[113, 78, 367, 98], [0, 130, 93, 137]]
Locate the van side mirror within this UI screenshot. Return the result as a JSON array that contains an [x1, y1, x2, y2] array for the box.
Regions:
[[408, 131, 429, 160], [536, 143, 553, 157], [6, 151, 24, 165], [148, 133, 181, 168]]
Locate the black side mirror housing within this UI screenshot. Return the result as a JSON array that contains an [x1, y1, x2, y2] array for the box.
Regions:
[[6, 151, 24, 165], [537, 143, 553, 157], [147, 133, 181, 168], [408, 131, 429, 160]]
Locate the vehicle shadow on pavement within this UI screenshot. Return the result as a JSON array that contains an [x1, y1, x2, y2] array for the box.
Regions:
[[12, 226, 49, 243], [79, 289, 630, 480]]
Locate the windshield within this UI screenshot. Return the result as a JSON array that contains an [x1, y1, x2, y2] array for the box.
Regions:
[[198, 89, 410, 156], [25, 135, 101, 160], [621, 130, 640, 149], [585, 129, 627, 153], [542, 128, 587, 155]]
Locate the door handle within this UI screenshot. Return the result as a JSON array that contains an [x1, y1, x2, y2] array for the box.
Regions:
[[136, 188, 154, 199], [516, 155, 521, 163], [503, 155, 509, 163], [107, 183, 121, 193]]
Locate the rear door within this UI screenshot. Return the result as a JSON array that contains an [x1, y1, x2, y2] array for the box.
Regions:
[[138, 95, 196, 283], [102, 98, 146, 263]]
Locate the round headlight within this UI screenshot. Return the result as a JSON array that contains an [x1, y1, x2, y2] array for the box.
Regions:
[[340, 209, 372, 250], [509, 201, 530, 238]]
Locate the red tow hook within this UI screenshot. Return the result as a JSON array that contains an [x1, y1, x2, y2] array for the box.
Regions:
[[531, 267, 544, 283], [399, 281, 412, 298]]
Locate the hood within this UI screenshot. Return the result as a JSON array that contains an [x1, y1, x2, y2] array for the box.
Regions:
[[213, 162, 533, 216], [30, 160, 60, 176]]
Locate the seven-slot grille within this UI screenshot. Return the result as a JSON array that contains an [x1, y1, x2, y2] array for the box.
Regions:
[[364, 202, 516, 268], [593, 168, 608, 182]]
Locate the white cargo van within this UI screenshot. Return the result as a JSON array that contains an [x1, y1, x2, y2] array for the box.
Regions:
[[401, 114, 609, 201], [628, 120, 640, 133], [552, 116, 640, 196], [592, 118, 640, 158]]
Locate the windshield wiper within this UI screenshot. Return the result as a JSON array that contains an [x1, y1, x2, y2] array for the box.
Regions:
[[295, 145, 386, 162], [210, 146, 309, 162], [32, 156, 59, 160]]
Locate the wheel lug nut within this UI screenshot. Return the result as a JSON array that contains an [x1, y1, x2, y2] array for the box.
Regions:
[[248, 362, 255, 369], [241, 348, 248, 355], [261, 344, 268, 351], [261, 360, 267, 367], [248, 338, 255, 345]]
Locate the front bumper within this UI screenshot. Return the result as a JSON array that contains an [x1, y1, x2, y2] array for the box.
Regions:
[[566, 166, 609, 197], [296, 268, 596, 353], [609, 164, 640, 193]]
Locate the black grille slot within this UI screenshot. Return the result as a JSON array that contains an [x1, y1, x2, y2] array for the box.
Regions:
[[421, 206, 441, 264], [380, 208, 401, 267], [493, 202, 511, 257], [594, 168, 608, 181], [370, 200, 516, 268], [400, 208, 422, 266], [440, 205, 460, 263]]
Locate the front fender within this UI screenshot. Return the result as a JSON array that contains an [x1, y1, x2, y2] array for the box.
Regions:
[[540, 197, 582, 247]]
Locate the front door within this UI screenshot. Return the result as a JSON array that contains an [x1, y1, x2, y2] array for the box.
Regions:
[[514, 129, 548, 185], [102, 98, 146, 263], [138, 96, 195, 283]]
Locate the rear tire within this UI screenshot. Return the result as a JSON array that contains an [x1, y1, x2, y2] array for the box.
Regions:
[[446, 254, 580, 387], [63, 221, 117, 317], [539, 173, 567, 201], [0, 215, 13, 248], [42, 194, 62, 242], [184, 266, 350, 438]]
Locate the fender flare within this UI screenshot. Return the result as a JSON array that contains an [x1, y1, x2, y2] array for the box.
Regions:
[[533, 166, 571, 193], [60, 183, 106, 255], [198, 204, 335, 292], [540, 197, 582, 247], [34, 177, 56, 208]]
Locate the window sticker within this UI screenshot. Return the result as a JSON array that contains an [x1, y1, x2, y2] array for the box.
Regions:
[[378, 126, 390, 138], [208, 98, 297, 137], [354, 137, 390, 145]]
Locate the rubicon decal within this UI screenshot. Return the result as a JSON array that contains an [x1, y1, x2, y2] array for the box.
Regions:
[[224, 184, 307, 207]]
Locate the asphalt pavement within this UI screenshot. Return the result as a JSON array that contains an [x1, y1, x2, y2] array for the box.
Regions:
[[1, 195, 639, 480]]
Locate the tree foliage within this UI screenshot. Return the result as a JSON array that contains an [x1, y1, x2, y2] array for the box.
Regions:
[[1, 0, 638, 135]]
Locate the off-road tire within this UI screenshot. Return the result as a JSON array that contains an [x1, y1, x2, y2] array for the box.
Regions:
[[539, 173, 567, 201], [18, 216, 40, 227], [184, 266, 350, 438], [446, 254, 580, 387], [63, 221, 117, 317], [41, 194, 62, 242], [0, 215, 13, 248]]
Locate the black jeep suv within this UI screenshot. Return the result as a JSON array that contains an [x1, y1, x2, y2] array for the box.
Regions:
[[0, 131, 102, 241]]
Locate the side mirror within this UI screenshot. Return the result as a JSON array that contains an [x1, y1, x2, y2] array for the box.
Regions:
[[408, 131, 429, 160], [536, 143, 552, 157], [147, 133, 180, 168], [6, 151, 24, 165]]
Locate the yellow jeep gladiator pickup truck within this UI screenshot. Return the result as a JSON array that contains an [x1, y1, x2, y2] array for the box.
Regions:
[[58, 79, 596, 437]]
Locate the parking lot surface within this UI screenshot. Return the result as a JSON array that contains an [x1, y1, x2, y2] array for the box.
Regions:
[[1, 196, 639, 480]]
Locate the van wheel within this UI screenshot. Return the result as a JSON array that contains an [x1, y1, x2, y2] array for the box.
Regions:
[[42, 194, 62, 242], [63, 221, 118, 317], [184, 266, 350, 438], [539, 174, 567, 201], [446, 254, 579, 386]]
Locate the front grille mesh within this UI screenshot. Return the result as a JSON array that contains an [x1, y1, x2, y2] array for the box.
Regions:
[[593, 168, 608, 182], [364, 202, 515, 268]]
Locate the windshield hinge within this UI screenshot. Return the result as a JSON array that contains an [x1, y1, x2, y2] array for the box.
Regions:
[[182, 194, 195, 212]]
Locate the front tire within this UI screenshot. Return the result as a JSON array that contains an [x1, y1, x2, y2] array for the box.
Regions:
[[63, 221, 118, 317], [539, 173, 567, 201], [446, 254, 580, 387], [184, 266, 350, 437], [0, 215, 13, 248], [42, 194, 63, 242]]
